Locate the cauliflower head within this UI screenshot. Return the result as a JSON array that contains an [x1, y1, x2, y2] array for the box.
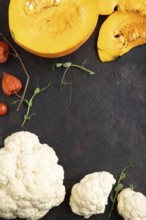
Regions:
[[117, 188, 146, 220], [0, 131, 65, 220], [69, 171, 116, 218]]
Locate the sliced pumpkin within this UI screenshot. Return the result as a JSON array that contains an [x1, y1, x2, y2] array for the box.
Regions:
[[97, 0, 118, 15], [97, 11, 146, 62], [118, 0, 146, 15], [97, 0, 146, 15], [8, 0, 98, 58]]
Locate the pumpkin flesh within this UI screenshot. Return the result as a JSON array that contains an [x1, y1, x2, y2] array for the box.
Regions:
[[97, 11, 146, 62], [97, 0, 146, 15], [97, 0, 118, 15], [9, 0, 98, 58], [118, 0, 146, 15]]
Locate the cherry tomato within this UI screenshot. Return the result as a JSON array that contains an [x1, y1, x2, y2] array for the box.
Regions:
[[0, 102, 8, 115], [0, 41, 9, 63]]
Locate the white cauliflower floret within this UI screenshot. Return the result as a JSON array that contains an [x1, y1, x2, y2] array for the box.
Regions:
[[117, 188, 146, 220], [0, 131, 65, 220], [69, 171, 116, 218]]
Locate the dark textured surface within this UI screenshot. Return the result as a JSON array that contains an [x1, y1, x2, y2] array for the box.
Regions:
[[0, 1, 146, 220]]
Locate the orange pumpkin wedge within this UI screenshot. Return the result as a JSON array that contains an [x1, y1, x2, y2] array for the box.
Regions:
[[97, 11, 146, 62], [9, 0, 98, 58]]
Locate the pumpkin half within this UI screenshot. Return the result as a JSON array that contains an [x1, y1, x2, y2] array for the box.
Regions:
[[97, 0, 146, 15], [97, 11, 146, 62], [8, 0, 98, 58]]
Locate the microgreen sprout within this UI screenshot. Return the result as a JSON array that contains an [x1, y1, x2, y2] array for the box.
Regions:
[[109, 162, 134, 218], [53, 60, 95, 89], [22, 80, 51, 127]]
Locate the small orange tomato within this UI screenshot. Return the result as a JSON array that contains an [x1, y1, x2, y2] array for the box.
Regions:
[[0, 41, 9, 63], [0, 102, 8, 115]]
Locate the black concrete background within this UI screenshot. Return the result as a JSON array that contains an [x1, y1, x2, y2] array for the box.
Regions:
[[0, 1, 146, 220]]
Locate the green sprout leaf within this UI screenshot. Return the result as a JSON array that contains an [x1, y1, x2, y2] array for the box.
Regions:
[[120, 172, 126, 181], [109, 162, 134, 218], [53, 59, 95, 90], [34, 87, 41, 94], [55, 63, 63, 68], [11, 100, 21, 106], [129, 183, 137, 190], [114, 183, 124, 192], [24, 114, 31, 121], [21, 80, 51, 127], [62, 62, 72, 68]]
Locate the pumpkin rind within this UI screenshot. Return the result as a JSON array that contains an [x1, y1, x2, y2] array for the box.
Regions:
[[97, 11, 146, 62], [9, 0, 98, 58]]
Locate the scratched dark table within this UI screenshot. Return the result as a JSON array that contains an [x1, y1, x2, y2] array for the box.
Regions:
[[0, 1, 146, 220]]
